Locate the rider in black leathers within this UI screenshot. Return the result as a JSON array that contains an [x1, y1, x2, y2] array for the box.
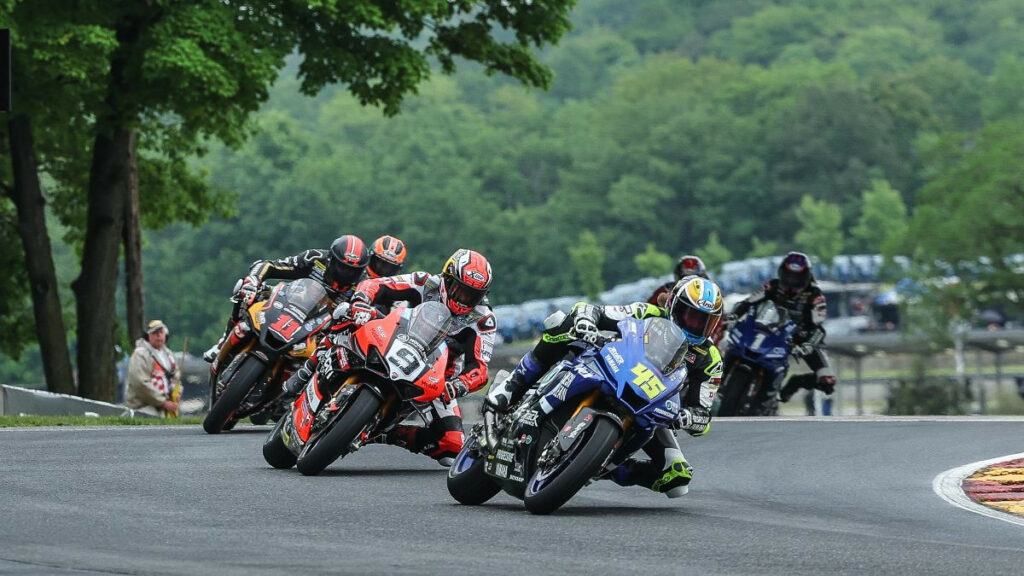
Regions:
[[202, 235, 373, 363], [729, 251, 836, 411]]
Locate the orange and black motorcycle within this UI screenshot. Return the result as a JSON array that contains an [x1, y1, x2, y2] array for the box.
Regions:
[[203, 278, 334, 434], [262, 301, 452, 474]]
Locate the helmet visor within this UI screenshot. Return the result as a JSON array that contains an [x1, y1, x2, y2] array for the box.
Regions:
[[672, 304, 721, 341], [369, 254, 402, 278], [444, 274, 487, 311], [326, 260, 364, 288], [779, 268, 809, 293], [679, 257, 702, 277]]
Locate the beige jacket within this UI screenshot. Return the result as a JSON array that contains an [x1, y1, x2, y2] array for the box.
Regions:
[[126, 338, 181, 414]]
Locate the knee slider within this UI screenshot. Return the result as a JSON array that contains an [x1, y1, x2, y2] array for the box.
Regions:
[[543, 310, 567, 330]]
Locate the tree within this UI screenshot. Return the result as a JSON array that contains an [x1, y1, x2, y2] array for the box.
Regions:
[[747, 237, 779, 259], [794, 195, 843, 264], [852, 178, 907, 254], [569, 231, 605, 301], [633, 243, 673, 278], [901, 120, 1024, 315], [7, 0, 576, 401], [698, 232, 733, 275]]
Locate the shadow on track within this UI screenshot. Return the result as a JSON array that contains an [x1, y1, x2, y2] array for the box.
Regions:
[[301, 467, 445, 477], [443, 501, 685, 518]]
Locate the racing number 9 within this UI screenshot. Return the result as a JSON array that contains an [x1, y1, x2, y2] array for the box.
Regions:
[[630, 364, 666, 399], [393, 348, 422, 376]]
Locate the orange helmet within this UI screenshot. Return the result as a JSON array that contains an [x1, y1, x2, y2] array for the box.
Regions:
[[368, 235, 407, 278], [440, 249, 492, 315]]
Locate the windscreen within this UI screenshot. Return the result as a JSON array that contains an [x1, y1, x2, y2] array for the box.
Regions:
[[407, 301, 453, 351], [754, 300, 785, 327], [642, 318, 688, 375], [279, 279, 330, 320]]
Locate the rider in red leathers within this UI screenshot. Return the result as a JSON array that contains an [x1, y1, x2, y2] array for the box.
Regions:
[[648, 255, 709, 307], [286, 248, 496, 466]]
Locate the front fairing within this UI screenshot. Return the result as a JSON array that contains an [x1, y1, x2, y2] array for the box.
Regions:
[[252, 279, 333, 356], [534, 318, 685, 431], [726, 313, 795, 369]]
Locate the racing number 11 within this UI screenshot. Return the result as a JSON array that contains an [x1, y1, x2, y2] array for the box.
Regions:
[[269, 315, 301, 340]]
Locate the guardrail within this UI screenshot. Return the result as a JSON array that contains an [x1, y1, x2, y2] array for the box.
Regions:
[[0, 384, 147, 417]]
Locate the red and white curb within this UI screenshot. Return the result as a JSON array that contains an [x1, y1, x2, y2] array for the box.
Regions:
[[933, 452, 1024, 527]]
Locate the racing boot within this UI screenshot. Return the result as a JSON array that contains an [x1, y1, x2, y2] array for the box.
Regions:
[[202, 344, 221, 363], [378, 425, 460, 467], [610, 430, 693, 498], [485, 351, 545, 412], [281, 359, 316, 399], [610, 457, 693, 498]]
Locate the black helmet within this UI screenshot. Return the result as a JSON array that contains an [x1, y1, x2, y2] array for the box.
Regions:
[[326, 235, 370, 291], [778, 251, 812, 295], [673, 255, 708, 281]]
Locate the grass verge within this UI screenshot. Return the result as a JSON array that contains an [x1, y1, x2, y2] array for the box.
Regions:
[[0, 415, 206, 427]]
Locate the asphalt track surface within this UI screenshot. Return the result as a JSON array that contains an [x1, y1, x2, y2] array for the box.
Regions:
[[2, 418, 1023, 576]]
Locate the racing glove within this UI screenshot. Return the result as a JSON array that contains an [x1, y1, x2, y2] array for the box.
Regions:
[[673, 407, 711, 436], [442, 378, 469, 403], [572, 316, 601, 345], [791, 342, 815, 358], [235, 275, 261, 306], [349, 298, 377, 326], [816, 375, 836, 395]]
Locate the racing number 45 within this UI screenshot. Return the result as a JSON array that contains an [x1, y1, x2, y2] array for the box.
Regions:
[[631, 364, 665, 399]]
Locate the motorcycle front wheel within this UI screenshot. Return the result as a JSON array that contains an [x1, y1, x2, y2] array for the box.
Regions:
[[295, 386, 381, 476], [523, 416, 619, 515], [447, 437, 501, 505], [716, 364, 753, 417], [203, 356, 265, 434], [262, 417, 297, 469]]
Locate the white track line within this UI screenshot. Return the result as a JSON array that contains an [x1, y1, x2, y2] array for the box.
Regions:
[[933, 452, 1024, 528]]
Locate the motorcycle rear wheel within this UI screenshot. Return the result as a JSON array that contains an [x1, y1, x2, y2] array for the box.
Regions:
[[203, 356, 264, 434], [296, 386, 381, 476], [447, 437, 501, 505], [262, 417, 297, 469], [523, 417, 619, 515]]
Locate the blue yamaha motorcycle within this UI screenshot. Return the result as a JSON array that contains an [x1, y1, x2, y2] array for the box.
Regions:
[[447, 316, 688, 515], [715, 301, 797, 416]]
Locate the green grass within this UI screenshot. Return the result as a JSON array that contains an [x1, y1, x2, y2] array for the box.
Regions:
[[0, 415, 206, 427]]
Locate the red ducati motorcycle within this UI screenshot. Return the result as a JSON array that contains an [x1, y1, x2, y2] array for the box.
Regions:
[[262, 301, 452, 475]]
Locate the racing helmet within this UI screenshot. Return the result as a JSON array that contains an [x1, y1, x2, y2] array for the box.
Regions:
[[669, 276, 724, 344], [326, 235, 370, 291], [440, 249, 492, 315], [778, 251, 812, 295], [674, 255, 708, 281], [368, 235, 407, 279]]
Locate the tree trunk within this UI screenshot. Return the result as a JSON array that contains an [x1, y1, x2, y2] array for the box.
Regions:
[[7, 115, 76, 395], [123, 131, 144, 344], [73, 127, 132, 402]]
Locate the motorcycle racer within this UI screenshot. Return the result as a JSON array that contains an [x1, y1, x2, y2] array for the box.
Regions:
[[729, 251, 836, 411], [202, 235, 405, 363], [486, 276, 724, 497], [647, 255, 709, 306], [285, 248, 496, 465]]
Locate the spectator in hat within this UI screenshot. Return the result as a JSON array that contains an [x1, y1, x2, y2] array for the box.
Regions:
[[126, 320, 181, 417]]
